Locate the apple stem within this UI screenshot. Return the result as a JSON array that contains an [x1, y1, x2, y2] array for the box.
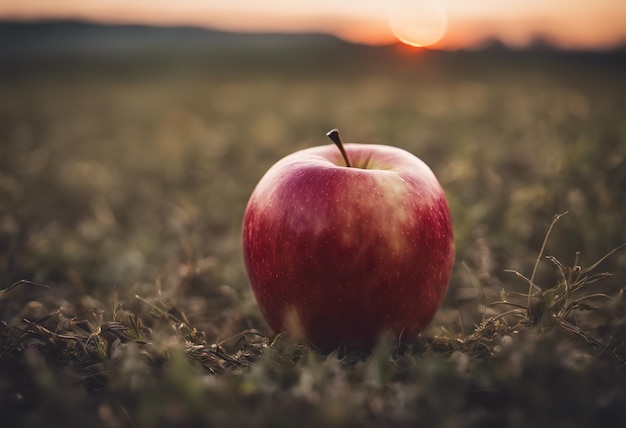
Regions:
[[326, 128, 352, 167]]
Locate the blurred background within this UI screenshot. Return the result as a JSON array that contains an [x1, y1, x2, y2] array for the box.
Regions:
[[1, 1, 625, 336]]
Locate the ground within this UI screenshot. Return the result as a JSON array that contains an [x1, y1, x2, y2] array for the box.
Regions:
[[1, 26, 626, 427]]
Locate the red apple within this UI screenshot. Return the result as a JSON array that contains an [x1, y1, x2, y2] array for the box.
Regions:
[[242, 129, 454, 351]]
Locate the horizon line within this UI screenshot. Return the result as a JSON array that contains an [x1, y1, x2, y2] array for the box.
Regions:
[[3, 17, 626, 53]]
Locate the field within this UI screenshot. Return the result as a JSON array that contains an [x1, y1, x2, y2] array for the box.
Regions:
[[2, 23, 626, 427]]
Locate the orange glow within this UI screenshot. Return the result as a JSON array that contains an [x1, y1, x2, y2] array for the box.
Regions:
[[0, 1, 625, 50], [389, 0, 447, 48]]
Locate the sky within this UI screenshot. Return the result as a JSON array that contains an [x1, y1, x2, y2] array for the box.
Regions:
[[1, 0, 625, 49]]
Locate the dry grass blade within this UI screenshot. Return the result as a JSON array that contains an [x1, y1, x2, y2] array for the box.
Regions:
[[580, 243, 626, 275], [560, 320, 625, 365], [529, 211, 568, 289], [134, 293, 267, 373], [0, 280, 50, 303], [441, 217, 626, 365]]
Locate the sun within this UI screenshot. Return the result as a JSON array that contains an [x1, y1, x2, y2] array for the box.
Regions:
[[388, 0, 448, 48]]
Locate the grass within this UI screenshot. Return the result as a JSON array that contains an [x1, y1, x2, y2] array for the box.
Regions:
[[1, 38, 626, 427]]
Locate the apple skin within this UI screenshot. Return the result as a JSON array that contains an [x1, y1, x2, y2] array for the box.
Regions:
[[242, 143, 454, 351]]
